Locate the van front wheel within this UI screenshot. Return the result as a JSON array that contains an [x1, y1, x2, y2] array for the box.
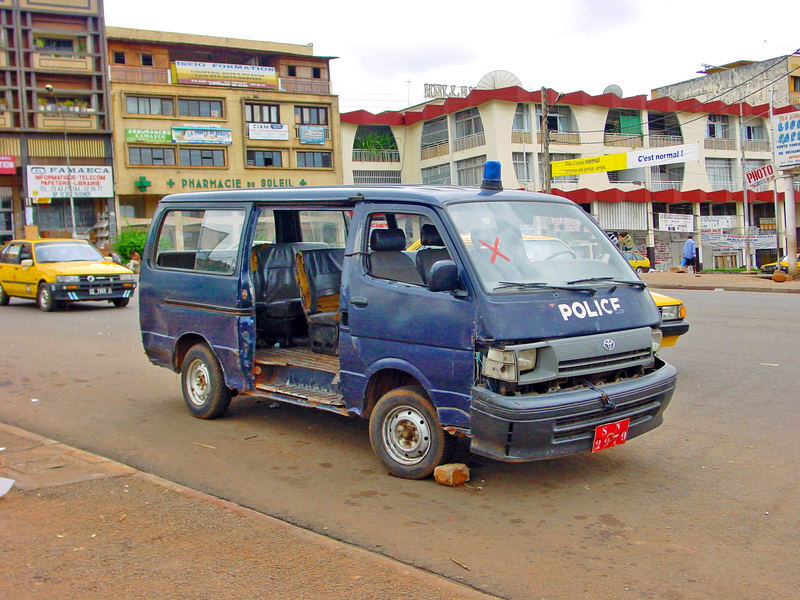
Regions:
[[181, 344, 231, 419], [369, 387, 453, 479]]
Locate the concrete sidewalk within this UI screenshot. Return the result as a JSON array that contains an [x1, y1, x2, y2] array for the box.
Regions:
[[0, 422, 497, 600], [640, 270, 800, 294]]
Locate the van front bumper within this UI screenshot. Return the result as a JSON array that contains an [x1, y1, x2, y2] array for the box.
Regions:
[[469, 358, 677, 462]]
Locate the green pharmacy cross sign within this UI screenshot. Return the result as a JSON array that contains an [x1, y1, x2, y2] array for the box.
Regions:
[[134, 176, 152, 192]]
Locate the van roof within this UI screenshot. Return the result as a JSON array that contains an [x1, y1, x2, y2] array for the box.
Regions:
[[158, 185, 574, 209]]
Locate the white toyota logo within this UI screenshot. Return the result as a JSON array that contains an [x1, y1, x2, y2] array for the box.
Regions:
[[603, 339, 616, 351]]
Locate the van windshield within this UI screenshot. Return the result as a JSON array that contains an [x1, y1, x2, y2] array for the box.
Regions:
[[446, 200, 636, 292]]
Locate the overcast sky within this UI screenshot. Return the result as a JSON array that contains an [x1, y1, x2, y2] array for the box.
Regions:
[[104, 0, 799, 114]]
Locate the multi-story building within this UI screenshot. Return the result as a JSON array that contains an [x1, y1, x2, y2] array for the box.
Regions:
[[106, 27, 341, 230], [341, 81, 798, 270], [0, 0, 113, 245]]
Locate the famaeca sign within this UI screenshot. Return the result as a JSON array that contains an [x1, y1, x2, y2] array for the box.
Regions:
[[26, 165, 114, 198]]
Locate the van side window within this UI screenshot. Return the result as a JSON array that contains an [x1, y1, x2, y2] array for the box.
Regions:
[[300, 210, 348, 247], [154, 209, 245, 274]]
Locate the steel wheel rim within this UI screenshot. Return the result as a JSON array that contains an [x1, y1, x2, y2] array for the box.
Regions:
[[186, 358, 211, 407], [382, 405, 432, 466]]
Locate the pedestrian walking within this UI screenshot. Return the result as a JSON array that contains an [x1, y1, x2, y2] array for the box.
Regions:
[[681, 234, 697, 274]]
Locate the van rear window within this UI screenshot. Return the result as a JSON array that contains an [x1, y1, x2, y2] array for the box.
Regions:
[[154, 209, 245, 274]]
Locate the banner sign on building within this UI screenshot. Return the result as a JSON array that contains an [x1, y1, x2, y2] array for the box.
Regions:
[[26, 165, 113, 198], [551, 144, 699, 177], [701, 231, 777, 250], [424, 84, 475, 99], [248, 123, 290, 140], [172, 127, 232, 145], [700, 215, 736, 230], [657, 213, 693, 232], [0, 155, 15, 174], [771, 110, 800, 169], [125, 129, 173, 144], [298, 125, 325, 145], [745, 163, 776, 188], [172, 61, 278, 90]]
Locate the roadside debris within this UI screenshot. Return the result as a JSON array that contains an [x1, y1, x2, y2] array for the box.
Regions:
[[434, 463, 470, 487], [192, 442, 216, 450], [450, 558, 470, 570], [0, 477, 14, 498], [772, 271, 793, 283]]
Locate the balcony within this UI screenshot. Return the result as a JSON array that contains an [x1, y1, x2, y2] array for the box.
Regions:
[[649, 135, 683, 148], [110, 65, 170, 84], [651, 180, 682, 191], [538, 131, 581, 144], [279, 78, 331, 95], [452, 131, 485, 153], [743, 139, 770, 153], [352, 149, 400, 163], [35, 112, 98, 130], [420, 141, 449, 160], [32, 52, 93, 72], [604, 133, 643, 148], [705, 137, 737, 151], [512, 130, 532, 144], [294, 125, 332, 141]]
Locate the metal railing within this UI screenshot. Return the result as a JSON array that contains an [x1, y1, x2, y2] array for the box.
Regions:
[[650, 180, 682, 191], [294, 125, 332, 140], [352, 149, 400, 162], [109, 65, 170, 84], [649, 135, 683, 148], [604, 133, 644, 148], [704, 137, 737, 151], [451, 131, 485, 153], [279, 78, 331, 95], [538, 131, 581, 144], [512, 130, 532, 144], [743, 139, 770, 152], [420, 141, 449, 160]]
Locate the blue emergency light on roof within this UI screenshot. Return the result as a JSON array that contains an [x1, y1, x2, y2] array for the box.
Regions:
[[481, 161, 503, 191]]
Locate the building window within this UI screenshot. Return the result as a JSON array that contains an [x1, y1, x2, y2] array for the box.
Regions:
[[129, 146, 176, 166], [707, 114, 729, 139], [744, 123, 765, 141], [245, 103, 279, 123], [536, 105, 572, 132], [297, 151, 331, 168], [455, 155, 486, 187], [246, 150, 282, 167], [113, 51, 125, 64], [792, 76, 800, 92], [454, 108, 484, 139], [353, 170, 401, 184], [421, 163, 451, 185], [312, 67, 321, 79], [140, 53, 154, 67], [180, 148, 226, 167], [421, 116, 449, 148], [288, 65, 297, 77], [295, 106, 328, 125], [178, 98, 224, 118], [512, 152, 534, 183], [36, 37, 74, 53], [126, 95, 174, 116], [513, 104, 531, 131], [706, 158, 734, 190]]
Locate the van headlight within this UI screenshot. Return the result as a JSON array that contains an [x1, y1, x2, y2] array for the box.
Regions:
[[651, 329, 663, 353], [482, 347, 538, 382]]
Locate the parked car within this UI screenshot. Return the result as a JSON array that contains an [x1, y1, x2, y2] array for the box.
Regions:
[[0, 238, 137, 311], [760, 253, 800, 274], [650, 291, 689, 346], [622, 251, 651, 273]]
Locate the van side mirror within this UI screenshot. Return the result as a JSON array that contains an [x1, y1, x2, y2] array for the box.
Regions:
[[21, 258, 33, 267], [428, 260, 459, 292]]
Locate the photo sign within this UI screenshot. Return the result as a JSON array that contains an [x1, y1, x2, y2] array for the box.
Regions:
[[26, 165, 113, 198]]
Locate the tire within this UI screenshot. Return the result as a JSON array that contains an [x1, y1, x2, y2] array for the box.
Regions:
[[180, 344, 231, 419], [112, 297, 130, 308], [0, 284, 9, 306], [37, 283, 56, 312], [636, 266, 644, 274], [369, 386, 455, 479]]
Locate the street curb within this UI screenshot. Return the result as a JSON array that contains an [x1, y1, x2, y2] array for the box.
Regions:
[[0, 422, 499, 600], [649, 283, 800, 294]]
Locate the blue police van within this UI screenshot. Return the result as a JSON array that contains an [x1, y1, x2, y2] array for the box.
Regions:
[[139, 163, 677, 479]]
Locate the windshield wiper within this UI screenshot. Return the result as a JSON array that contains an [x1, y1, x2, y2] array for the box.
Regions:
[[495, 281, 596, 294], [566, 276, 646, 290]]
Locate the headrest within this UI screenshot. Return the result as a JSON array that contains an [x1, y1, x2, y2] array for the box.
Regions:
[[370, 228, 406, 252], [420, 223, 444, 247]]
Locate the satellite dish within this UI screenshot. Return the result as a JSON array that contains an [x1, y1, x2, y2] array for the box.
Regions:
[[476, 70, 523, 90], [603, 84, 624, 97]]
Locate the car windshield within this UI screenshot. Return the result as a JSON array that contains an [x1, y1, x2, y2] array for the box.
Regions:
[[446, 199, 636, 292], [35, 242, 104, 263]]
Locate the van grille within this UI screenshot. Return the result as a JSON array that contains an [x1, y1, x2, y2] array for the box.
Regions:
[[558, 348, 651, 376]]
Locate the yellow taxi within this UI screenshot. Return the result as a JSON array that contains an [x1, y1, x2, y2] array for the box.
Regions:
[[0, 238, 137, 311], [760, 253, 800, 275], [622, 250, 651, 273], [650, 291, 688, 346]]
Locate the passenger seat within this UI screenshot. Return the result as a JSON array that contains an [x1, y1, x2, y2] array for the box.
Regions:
[[369, 228, 423, 285], [415, 223, 451, 284]]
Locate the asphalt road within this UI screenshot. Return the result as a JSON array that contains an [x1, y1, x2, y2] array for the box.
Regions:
[[1, 289, 798, 599]]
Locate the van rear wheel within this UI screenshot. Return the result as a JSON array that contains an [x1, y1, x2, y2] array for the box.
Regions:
[[181, 344, 231, 419], [369, 386, 454, 479]]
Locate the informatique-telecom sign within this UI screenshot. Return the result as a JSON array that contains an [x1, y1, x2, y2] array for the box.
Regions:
[[771, 110, 800, 169]]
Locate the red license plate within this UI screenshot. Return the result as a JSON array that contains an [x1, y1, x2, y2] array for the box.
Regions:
[[592, 418, 630, 453]]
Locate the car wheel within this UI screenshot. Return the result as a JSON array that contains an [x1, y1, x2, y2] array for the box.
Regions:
[[369, 386, 455, 479], [180, 344, 231, 419], [0, 284, 9, 306], [636, 266, 645, 273], [112, 298, 130, 308], [37, 283, 56, 312]]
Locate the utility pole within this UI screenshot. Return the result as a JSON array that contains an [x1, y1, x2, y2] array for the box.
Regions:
[[737, 101, 753, 271], [45, 84, 77, 239], [540, 87, 551, 194], [782, 172, 798, 277]]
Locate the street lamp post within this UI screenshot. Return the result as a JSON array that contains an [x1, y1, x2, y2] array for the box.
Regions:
[[44, 84, 77, 239]]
